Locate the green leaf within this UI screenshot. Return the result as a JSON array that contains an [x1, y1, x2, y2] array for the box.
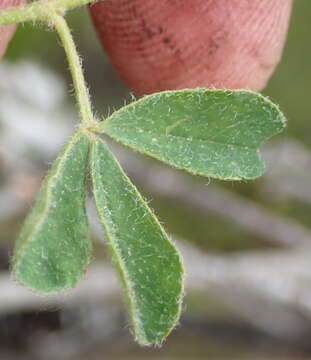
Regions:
[[99, 89, 286, 180], [90, 137, 184, 345], [12, 131, 92, 293]]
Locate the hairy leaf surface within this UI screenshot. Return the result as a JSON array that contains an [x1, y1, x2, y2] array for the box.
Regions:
[[90, 137, 184, 345], [99, 89, 286, 180], [13, 131, 92, 293]]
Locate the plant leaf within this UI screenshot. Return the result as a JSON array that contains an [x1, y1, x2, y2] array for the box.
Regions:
[[12, 131, 92, 293], [90, 137, 184, 345], [99, 89, 286, 180]]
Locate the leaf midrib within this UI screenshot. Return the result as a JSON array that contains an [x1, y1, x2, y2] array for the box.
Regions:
[[105, 125, 259, 151]]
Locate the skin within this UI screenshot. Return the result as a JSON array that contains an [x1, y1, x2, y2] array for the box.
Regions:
[[0, 1, 293, 95], [90, 0, 293, 95], [0, 0, 25, 58]]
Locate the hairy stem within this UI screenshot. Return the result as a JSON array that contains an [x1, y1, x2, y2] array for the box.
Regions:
[[0, 0, 98, 26], [50, 13, 95, 127]]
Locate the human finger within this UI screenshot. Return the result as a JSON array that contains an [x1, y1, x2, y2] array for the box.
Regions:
[[90, 0, 293, 95]]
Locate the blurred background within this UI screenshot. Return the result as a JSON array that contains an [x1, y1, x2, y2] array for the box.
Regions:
[[0, 1, 311, 359]]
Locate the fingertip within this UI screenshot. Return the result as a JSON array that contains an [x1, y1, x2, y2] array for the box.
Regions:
[[90, 0, 293, 95]]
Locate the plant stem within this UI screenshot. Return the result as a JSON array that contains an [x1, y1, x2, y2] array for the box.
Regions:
[[0, 0, 98, 26], [0, 0, 98, 127], [51, 13, 95, 127]]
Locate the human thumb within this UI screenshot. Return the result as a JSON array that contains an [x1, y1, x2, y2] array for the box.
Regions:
[[90, 0, 293, 95]]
